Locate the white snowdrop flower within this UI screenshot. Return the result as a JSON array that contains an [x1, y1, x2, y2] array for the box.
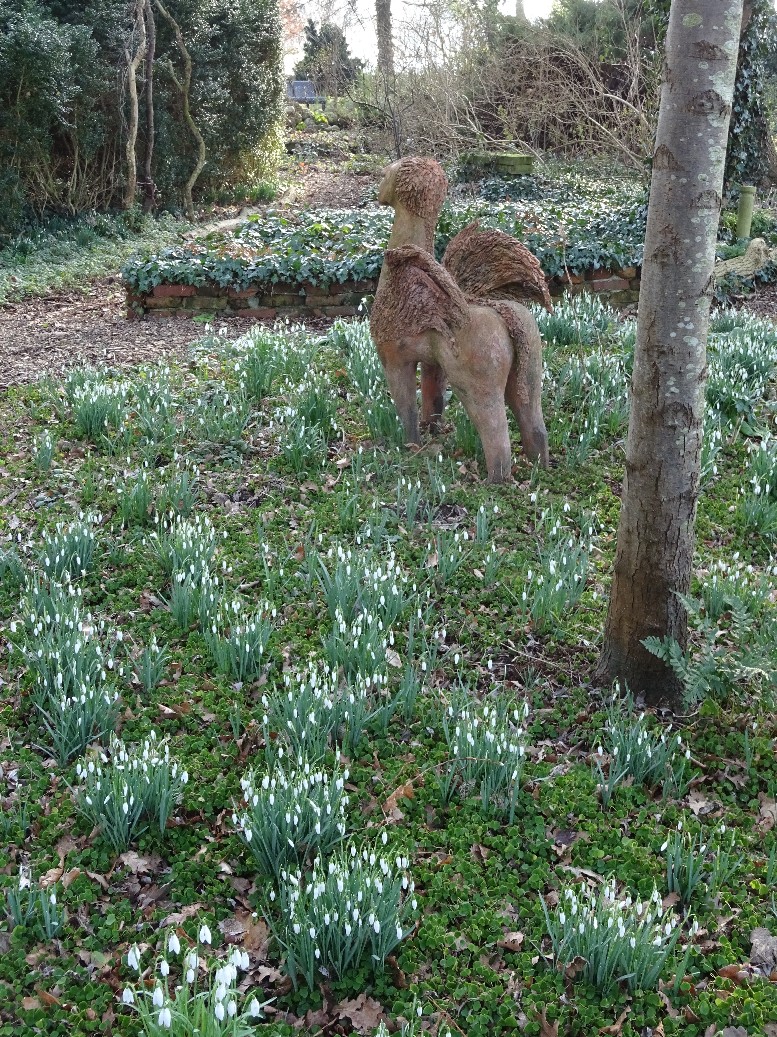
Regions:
[[152, 986, 164, 1008], [122, 988, 135, 1005], [214, 1003, 225, 1022], [159, 959, 170, 977], [159, 1007, 172, 1028], [127, 945, 141, 970], [187, 951, 199, 969], [227, 1000, 237, 1017], [249, 998, 263, 1017], [199, 923, 212, 945]]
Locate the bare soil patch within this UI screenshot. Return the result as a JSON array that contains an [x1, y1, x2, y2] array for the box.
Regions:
[[0, 278, 331, 391], [287, 166, 378, 209], [739, 281, 777, 324]]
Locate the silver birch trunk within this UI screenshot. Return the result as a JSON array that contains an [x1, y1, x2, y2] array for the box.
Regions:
[[596, 0, 744, 707]]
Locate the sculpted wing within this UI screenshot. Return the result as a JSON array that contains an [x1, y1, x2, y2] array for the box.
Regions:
[[370, 245, 470, 345], [442, 220, 553, 312]]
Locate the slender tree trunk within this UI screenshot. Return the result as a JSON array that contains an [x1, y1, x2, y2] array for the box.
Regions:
[[154, 0, 205, 221], [596, 0, 744, 708], [142, 0, 157, 212], [375, 0, 394, 83], [123, 0, 146, 210]]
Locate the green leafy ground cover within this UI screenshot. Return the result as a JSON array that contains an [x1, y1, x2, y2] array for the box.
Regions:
[[0, 299, 776, 1037], [121, 170, 649, 294], [120, 168, 777, 298], [0, 212, 190, 307]]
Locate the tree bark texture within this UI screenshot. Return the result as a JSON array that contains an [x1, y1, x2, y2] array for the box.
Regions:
[[142, 0, 157, 212], [123, 0, 147, 210], [375, 0, 394, 83], [154, 0, 205, 222], [596, 0, 744, 707]]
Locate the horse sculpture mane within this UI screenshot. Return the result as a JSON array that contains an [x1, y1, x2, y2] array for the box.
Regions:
[[389, 158, 449, 221]]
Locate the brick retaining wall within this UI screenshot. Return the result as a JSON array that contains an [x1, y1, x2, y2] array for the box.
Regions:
[[126, 267, 641, 320]]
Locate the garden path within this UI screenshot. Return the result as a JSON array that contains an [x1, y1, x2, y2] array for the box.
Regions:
[[0, 163, 380, 390], [0, 279, 253, 390]]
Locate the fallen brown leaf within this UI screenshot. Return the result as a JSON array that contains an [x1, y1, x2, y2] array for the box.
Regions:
[[471, 843, 490, 863], [39, 865, 64, 888], [497, 931, 524, 953], [163, 903, 204, 926], [600, 1006, 630, 1035], [563, 955, 587, 980], [531, 1007, 559, 1037], [657, 988, 679, 1018], [54, 833, 79, 859], [758, 794, 777, 831], [751, 927, 777, 974], [386, 953, 407, 988], [383, 780, 415, 819], [717, 964, 750, 985], [219, 911, 270, 955], [687, 792, 714, 816], [559, 864, 604, 884], [36, 988, 62, 1007], [335, 993, 387, 1034], [158, 701, 191, 718], [61, 867, 81, 889], [119, 851, 162, 875]]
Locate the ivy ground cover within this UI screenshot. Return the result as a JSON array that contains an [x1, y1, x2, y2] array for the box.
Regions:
[[121, 169, 648, 295], [1, 298, 777, 1037]]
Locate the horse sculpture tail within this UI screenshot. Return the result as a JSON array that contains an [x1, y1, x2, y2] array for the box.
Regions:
[[486, 298, 550, 468], [443, 220, 553, 312]]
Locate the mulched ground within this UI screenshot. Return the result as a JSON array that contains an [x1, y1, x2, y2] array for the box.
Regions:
[[0, 280, 249, 390], [0, 161, 383, 391], [736, 280, 777, 323]]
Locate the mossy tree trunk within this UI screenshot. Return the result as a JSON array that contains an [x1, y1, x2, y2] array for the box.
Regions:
[[154, 0, 206, 221], [123, 0, 146, 210], [142, 0, 157, 212], [596, 0, 744, 707], [375, 0, 394, 83]]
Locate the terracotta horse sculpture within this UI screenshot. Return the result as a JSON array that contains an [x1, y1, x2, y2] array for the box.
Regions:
[[370, 245, 549, 483], [372, 156, 551, 479]]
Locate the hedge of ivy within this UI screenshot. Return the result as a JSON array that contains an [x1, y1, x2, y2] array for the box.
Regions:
[[122, 171, 649, 294]]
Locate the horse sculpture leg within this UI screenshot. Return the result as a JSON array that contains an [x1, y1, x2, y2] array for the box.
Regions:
[[459, 392, 512, 483], [505, 362, 549, 467], [420, 362, 447, 431], [380, 355, 420, 444]]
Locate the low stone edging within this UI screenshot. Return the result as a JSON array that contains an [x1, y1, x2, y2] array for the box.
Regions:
[[127, 279, 375, 321], [126, 267, 641, 320]]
